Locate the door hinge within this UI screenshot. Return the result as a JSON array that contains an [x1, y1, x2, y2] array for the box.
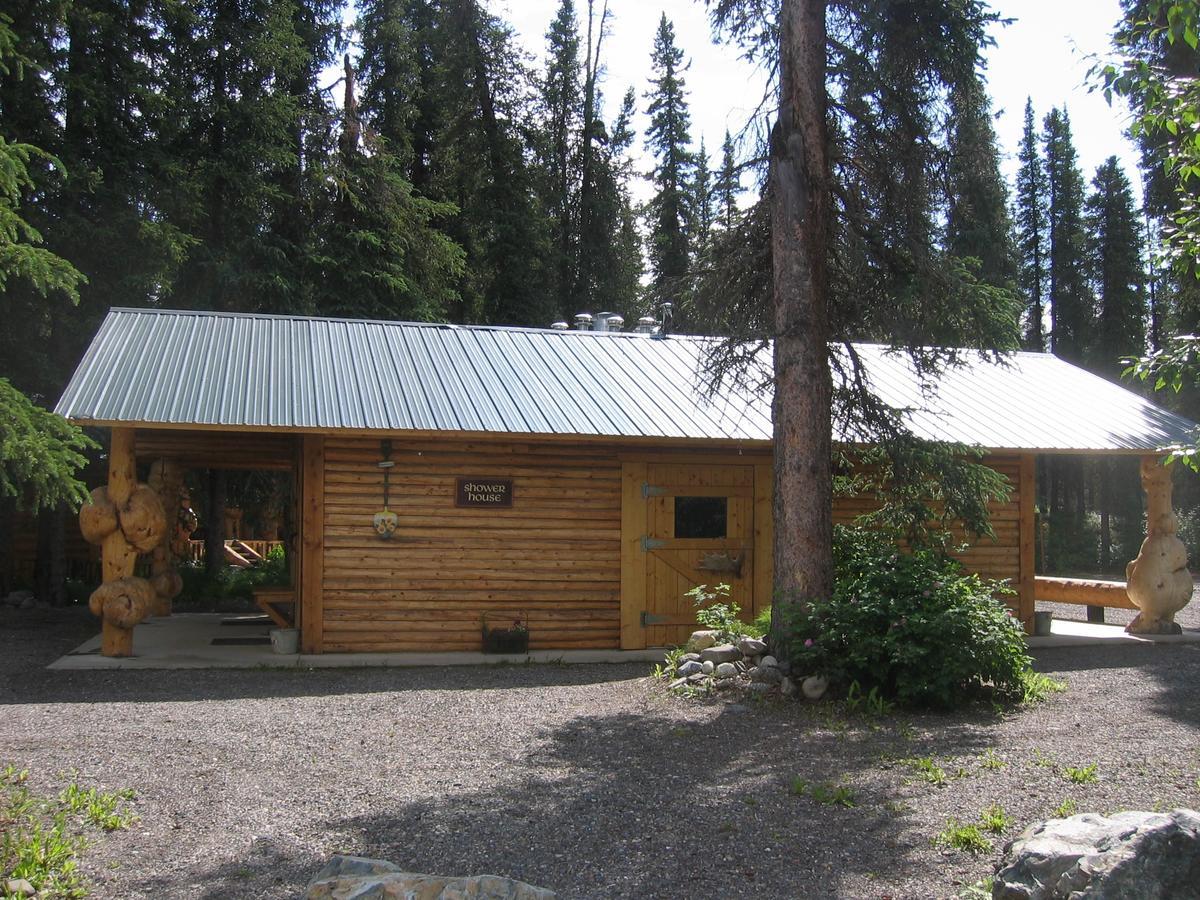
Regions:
[[640, 611, 670, 626], [640, 535, 666, 551], [641, 482, 666, 498]]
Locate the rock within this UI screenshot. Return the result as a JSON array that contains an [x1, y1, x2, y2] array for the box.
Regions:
[[714, 662, 739, 679], [667, 677, 688, 690], [676, 660, 704, 677], [993, 809, 1200, 900], [701, 660, 714, 675], [686, 673, 708, 685], [747, 682, 772, 694], [777, 660, 792, 675], [685, 630, 720, 652], [737, 637, 767, 656], [19, 596, 37, 610], [801, 675, 828, 700], [3, 590, 34, 608], [4, 879, 36, 898], [699, 644, 743, 665], [681, 652, 701, 662], [753, 665, 783, 685], [306, 871, 557, 900], [760, 655, 779, 669], [780, 676, 796, 697], [307, 856, 402, 885]]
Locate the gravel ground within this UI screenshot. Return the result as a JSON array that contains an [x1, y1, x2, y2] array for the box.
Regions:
[[3, 605, 1200, 900]]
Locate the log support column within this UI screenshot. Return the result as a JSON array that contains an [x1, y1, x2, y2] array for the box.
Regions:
[[78, 428, 168, 657], [1125, 456, 1193, 635]]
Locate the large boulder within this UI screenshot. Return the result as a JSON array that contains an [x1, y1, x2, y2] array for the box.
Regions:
[[992, 809, 1200, 899], [306, 856, 557, 900], [685, 630, 719, 652]]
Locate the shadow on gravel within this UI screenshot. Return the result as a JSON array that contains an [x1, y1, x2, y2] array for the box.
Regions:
[[3, 661, 652, 706], [303, 704, 992, 899], [1034, 643, 1200, 730]]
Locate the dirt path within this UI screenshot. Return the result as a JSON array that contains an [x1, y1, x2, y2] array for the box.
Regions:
[[3, 607, 1200, 899]]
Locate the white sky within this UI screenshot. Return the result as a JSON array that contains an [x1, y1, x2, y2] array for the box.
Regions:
[[491, 0, 1143, 204]]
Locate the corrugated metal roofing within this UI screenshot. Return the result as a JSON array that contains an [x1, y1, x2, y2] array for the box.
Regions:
[[55, 308, 1198, 452]]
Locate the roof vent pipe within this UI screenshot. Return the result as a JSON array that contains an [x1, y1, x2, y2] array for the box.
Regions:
[[574, 313, 593, 331], [634, 316, 656, 334], [604, 314, 624, 332], [550, 321, 569, 331]]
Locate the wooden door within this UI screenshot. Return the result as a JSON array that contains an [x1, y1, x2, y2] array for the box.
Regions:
[[638, 463, 755, 647]]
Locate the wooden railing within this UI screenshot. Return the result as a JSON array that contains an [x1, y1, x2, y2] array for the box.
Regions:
[[187, 540, 285, 565], [1034, 576, 1136, 610]]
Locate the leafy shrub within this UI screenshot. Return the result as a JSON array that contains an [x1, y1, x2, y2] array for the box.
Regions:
[[787, 525, 1031, 708], [175, 547, 289, 609], [687, 583, 761, 642]]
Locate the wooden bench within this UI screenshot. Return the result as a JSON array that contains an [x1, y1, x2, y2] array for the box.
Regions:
[[253, 587, 296, 628]]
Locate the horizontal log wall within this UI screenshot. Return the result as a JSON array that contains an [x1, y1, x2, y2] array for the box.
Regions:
[[320, 437, 623, 652], [832, 454, 1024, 609]]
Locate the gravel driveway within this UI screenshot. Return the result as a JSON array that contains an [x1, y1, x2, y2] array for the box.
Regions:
[[4, 606, 1200, 899]]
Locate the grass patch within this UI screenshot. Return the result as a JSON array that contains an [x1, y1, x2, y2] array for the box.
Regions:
[[1, 765, 137, 898], [1053, 798, 1078, 817], [978, 748, 1005, 771], [935, 820, 993, 854], [906, 756, 947, 785], [1063, 763, 1098, 785], [1021, 670, 1067, 704], [792, 778, 858, 808], [979, 803, 1013, 834]]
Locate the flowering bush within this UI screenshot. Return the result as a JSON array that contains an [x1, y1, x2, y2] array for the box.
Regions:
[[786, 525, 1031, 708]]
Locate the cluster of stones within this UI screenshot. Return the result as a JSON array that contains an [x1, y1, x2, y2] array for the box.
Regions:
[[666, 630, 828, 700], [305, 855, 556, 899], [1, 589, 41, 611]]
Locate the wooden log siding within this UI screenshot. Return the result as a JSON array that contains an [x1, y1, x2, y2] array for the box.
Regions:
[[319, 438, 624, 652], [831, 453, 1026, 619]]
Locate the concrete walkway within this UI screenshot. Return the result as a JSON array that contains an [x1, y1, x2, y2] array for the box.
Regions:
[[47, 613, 664, 670], [47, 612, 1200, 670]]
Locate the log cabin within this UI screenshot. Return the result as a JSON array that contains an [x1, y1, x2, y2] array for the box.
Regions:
[[55, 308, 1198, 656]]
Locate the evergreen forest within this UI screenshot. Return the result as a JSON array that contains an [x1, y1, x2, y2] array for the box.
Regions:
[[2, 0, 1200, 593]]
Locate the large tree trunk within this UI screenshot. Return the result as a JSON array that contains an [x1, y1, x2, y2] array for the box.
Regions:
[[769, 0, 833, 661]]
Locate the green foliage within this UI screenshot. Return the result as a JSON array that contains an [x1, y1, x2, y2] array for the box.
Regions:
[[843, 681, 893, 718], [1053, 798, 1078, 817], [175, 550, 289, 608], [906, 756, 948, 786], [1015, 98, 1049, 350], [1, 766, 136, 898], [1020, 671, 1068, 704], [0, 379, 97, 511], [935, 820, 993, 854], [1063, 763, 1099, 784], [687, 583, 760, 642], [786, 525, 1031, 708], [979, 749, 1005, 771], [979, 803, 1013, 834], [644, 13, 693, 299], [791, 778, 857, 808]]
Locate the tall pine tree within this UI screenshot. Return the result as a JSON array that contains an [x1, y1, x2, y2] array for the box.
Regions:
[[644, 14, 694, 308], [1014, 98, 1048, 350]]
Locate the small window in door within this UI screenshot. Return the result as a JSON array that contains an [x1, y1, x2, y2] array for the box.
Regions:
[[674, 496, 727, 538]]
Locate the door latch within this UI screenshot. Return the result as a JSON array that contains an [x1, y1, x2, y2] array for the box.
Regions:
[[640, 535, 666, 551], [641, 482, 667, 498], [640, 611, 670, 626]]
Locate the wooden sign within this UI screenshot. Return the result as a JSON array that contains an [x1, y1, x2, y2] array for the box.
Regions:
[[456, 477, 513, 508]]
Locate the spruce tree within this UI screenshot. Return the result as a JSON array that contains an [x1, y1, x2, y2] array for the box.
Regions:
[[944, 76, 1016, 297], [1014, 98, 1049, 350], [537, 0, 582, 319], [644, 14, 694, 303], [691, 138, 715, 261], [714, 129, 742, 229], [1042, 107, 1092, 363]]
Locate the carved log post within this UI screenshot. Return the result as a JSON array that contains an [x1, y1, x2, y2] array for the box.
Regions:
[[78, 428, 167, 657], [1125, 456, 1193, 635]]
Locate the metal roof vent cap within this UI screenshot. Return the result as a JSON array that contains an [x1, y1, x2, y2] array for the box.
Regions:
[[604, 314, 624, 333], [574, 313, 593, 331], [550, 321, 569, 331], [634, 316, 656, 334]]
